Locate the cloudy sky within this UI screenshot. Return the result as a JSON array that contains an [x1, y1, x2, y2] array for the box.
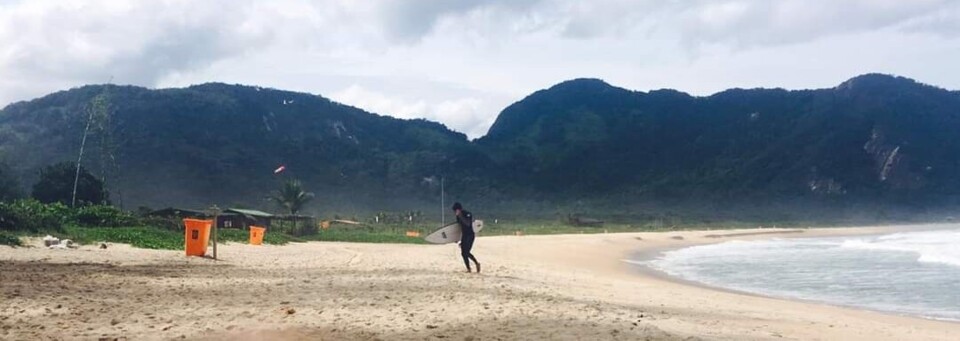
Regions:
[[2, 0, 959, 138]]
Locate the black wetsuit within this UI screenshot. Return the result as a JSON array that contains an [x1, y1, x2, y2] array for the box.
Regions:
[[457, 210, 480, 272]]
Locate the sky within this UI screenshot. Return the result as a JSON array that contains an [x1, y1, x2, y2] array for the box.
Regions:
[[1, 0, 959, 139]]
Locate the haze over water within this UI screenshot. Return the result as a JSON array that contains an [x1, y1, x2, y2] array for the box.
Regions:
[[647, 225, 960, 321]]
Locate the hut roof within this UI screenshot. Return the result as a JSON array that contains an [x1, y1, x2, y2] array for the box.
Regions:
[[225, 208, 274, 218], [147, 207, 208, 217]]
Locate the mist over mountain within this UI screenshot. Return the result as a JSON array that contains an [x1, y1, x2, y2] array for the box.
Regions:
[[2, 74, 959, 220]]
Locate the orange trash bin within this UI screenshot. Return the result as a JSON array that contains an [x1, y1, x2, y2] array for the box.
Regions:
[[249, 226, 266, 245], [184, 218, 212, 257]]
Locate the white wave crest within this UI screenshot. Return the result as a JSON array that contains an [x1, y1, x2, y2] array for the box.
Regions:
[[841, 230, 960, 267]]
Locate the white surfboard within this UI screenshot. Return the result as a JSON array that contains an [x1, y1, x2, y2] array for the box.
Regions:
[[424, 220, 484, 244]]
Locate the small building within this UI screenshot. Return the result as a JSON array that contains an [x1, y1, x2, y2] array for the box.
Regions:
[[147, 207, 210, 219], [146, 207, 210, 230], [219, 208, 274, 230], [147, 207, 276, 230]]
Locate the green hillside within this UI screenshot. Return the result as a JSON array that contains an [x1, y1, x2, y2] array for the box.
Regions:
[[0, 84, 492, 214], [2, 74, 959, 220], [478, 74, 960, 206]]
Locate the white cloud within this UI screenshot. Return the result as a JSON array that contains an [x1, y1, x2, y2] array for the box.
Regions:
[[673, 0, 955, 48], [332, 85, 429, 119], [331, 84, 495, 139], [0, 0, 276, 100]]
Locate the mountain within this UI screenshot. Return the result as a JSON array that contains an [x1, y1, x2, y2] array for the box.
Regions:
[[477, 74, 960, 209], [2, 74, 959, 219], [0, 84, 493, 212]]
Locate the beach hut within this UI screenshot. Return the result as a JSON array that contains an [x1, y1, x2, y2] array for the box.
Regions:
[[219, 208, 274, 230], [147, 207, 209, 219], [146, 207, 210, 230]]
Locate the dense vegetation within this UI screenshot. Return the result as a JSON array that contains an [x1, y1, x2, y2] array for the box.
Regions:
[[0, 161, 437, 247], [0, 83, 490, 213], [0, 162, 20, 201], [32, 162, 110, 206], [479, 75, 960, 203], [1, 73, 959, 223], [0, 197, 438, 247]]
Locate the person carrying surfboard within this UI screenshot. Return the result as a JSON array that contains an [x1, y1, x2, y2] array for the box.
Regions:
[[453, 202, 481, 273]]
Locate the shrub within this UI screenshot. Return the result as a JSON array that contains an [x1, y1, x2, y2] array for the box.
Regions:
[[271, 219, 318, 236], [62, 226, 182, 250], [138, 216, 182, 230], [73, 205, 140, 227], [0, 231, 21, 246], [0, 199, 68, 232], [32, 162, 109, 206]]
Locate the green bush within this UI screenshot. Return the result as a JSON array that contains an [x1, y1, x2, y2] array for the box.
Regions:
[[0, 199, 68, 232], [62, 226, 182, 250], [139, 216, 182, 230], [0, 231, 21, 246], [73, 205, 140, 227], [32, 162, 109, 206], [217, 228, 299, 245], [59, 226, 298, 250]]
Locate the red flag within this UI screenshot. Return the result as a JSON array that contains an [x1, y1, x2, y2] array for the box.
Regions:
[[274, 165, 286, 174]]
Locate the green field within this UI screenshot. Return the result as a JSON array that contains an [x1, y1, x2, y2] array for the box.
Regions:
[[2, 224, 432, 249], [1, 221, 628, 249]]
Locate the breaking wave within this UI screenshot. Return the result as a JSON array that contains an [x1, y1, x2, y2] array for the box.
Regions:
[[644, 226, 960, 321]]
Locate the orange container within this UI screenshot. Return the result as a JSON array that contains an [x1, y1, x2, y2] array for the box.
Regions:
[[184, 219, 212, 257], [405, 230, 420, 237], [249, 226, 266, 245]]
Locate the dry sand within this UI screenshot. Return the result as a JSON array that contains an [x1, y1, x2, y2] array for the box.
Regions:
[[2, 225, 959, 340]]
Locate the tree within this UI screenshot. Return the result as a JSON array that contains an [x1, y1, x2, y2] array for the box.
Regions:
[[32, 162, 109, 206], [0, 162, 21, 202], [270, 179, 313, 234], [268, 179, 314, 215], [268, 179, 315, 235]]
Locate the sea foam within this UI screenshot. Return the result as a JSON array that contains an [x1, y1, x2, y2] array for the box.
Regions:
[[841, 230, 960, 267], [644, 226, 960, 321]]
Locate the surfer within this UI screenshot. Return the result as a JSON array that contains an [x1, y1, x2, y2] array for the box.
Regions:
[[453, 202, 481, 273]]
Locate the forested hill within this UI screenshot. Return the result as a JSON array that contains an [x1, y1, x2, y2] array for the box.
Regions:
[[477, 74, 960, 206], [0, 83, 491, 211], [2, 74, 959, 217]]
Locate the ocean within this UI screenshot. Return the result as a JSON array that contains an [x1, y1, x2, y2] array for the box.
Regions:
[[645, 226, 960, 321]]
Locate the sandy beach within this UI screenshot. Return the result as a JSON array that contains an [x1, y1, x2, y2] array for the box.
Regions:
[[2, 226, 959, 340]]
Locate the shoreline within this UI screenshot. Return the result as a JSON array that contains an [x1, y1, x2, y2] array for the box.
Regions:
[[478, 223, 960, 339], [624, 224, 960, 324], [2, 224, 959, 340]]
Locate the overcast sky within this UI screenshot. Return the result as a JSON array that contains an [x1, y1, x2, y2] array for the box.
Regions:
[[2, 0, 959, 138]]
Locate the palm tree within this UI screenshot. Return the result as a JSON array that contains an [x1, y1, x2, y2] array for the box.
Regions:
[[269, 179, 314, 234], [269, 179, 314, 215]]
